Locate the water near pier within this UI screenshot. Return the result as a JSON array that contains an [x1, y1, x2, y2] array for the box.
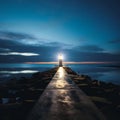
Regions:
[[69, 64, 120, 85], [0, 63, 55, 83], [0, 63, 120, 85]]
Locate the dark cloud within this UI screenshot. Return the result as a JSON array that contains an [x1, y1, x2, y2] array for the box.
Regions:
[[0, 31, 61, 47], [0, 30, 72, 52], [75, 45, 104, 53], [0, 47, 10, 52], [0, 31, 36, 41], [0, 31, 120, 63], [0, 38, 22, 49], [108, 39, 120, 44], [0, 31, 51, 47], [45, 42, 73, 49], [0, 35, 62, 63], [0, 44, 120, 63], [65, 49, 120, 62]]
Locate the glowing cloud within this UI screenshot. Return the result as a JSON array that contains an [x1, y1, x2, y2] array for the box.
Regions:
[[0, 70, 38, 74], [0, 52, 39, 56]]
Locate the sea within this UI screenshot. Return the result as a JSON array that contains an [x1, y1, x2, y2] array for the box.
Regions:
[[0, 63, 120, 85]]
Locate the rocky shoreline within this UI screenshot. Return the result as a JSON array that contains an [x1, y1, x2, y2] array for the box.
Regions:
[[0, 67, 120, 120], [0, 67, 58, 120], [64, 67, 120, 120]]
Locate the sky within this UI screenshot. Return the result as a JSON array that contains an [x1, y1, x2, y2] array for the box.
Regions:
[[0, 0, 120, 63]]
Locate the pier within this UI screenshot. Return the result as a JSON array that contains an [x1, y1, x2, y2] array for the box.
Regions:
[[27, 67, 105, 120]]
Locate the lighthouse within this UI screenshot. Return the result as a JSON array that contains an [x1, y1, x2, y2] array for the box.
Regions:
[[58, 54, 63, 67]]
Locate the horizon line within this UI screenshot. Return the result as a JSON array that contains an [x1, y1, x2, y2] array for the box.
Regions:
[[25, 61, 119, 64]]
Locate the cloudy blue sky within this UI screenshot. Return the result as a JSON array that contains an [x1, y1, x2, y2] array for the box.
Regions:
[[0, 0, 120, 63]]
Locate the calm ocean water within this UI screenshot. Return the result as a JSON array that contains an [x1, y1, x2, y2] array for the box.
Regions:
[[0, 63, 120, 85]]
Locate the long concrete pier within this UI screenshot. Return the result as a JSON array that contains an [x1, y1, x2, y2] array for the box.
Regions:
[[27, 67, 106, 120]]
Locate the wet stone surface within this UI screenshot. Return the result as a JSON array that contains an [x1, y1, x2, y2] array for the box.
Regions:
[[28, 67, 105, 120]]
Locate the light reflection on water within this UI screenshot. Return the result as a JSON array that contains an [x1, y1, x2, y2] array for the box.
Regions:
[[0, 63, 120, 85], [0, 63, 55, 68], [0, 63, 55, 83]]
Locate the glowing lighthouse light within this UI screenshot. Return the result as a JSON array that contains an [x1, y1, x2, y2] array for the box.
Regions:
[[58, 54, 63, 60], [58, 54, 63, 67]]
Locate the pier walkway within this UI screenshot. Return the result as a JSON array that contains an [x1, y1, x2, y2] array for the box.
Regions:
[[28, 67, 105, 120]]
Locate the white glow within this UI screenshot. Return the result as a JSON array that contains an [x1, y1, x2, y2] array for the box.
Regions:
[[58, 67, 64, 78], [0, 52, 39, 56], [58, 54, 63, 60], [56, 67, 65, 88], [0, 70, 38, 74]]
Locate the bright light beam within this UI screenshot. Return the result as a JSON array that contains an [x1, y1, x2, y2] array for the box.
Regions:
[[58, 54, 63, 60]]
